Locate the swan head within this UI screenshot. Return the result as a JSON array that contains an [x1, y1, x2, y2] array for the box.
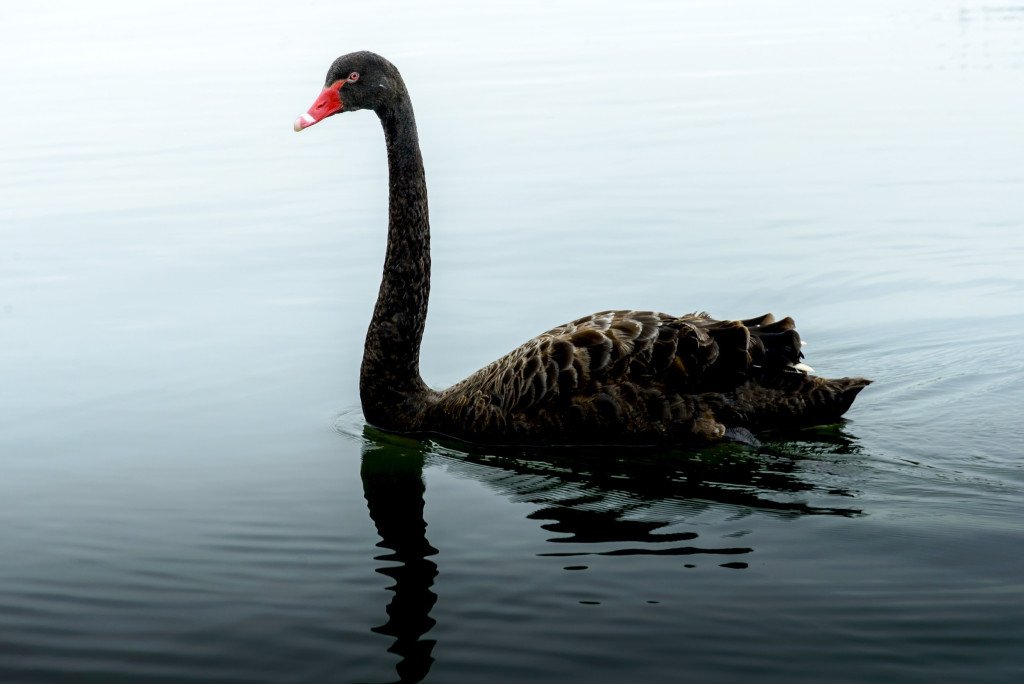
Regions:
[[294, 51, 404, 132]]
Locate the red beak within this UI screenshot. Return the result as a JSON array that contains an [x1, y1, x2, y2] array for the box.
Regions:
[[294, 85, 343, 131]]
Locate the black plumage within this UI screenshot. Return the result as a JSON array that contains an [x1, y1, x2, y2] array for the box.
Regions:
[[296, 51, 870, 447]]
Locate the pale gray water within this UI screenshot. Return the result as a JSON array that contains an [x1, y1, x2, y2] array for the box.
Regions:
[[1, 1, 1023, 682]]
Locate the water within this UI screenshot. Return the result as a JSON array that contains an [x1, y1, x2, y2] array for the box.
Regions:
[[2, 0, 1023, 682]]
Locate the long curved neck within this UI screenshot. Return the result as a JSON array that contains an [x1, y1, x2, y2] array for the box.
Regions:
[[360, 89, 435, 429]]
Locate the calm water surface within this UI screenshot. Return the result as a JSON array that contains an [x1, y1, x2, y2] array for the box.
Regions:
[[2, 1, 1023, 682]]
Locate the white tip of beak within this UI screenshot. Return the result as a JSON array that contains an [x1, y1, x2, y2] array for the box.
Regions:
[[293, 112, 316, 132], [792, 362, 815, 373]]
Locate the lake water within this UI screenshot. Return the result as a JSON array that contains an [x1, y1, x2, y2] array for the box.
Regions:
[[2, 0, 1023, 682]]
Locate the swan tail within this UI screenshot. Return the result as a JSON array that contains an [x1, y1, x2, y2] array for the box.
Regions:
[[700, 313, 870, 429], [792, 375, 871, 424], [715, 374, 871, 432]]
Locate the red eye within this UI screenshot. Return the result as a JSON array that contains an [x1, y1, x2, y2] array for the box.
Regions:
[[347, 72, 360, 82]]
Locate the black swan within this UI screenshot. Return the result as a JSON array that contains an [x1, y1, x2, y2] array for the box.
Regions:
[[294, 51, 869, 446]]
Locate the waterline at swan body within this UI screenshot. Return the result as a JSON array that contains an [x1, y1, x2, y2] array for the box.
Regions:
[[295, 51, 869, 446]]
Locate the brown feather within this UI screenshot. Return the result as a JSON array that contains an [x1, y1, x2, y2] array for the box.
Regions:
[[425, 311, 870, 446]]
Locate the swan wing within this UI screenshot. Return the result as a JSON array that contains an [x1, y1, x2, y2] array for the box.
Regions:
[[432, 310, 808, 439]]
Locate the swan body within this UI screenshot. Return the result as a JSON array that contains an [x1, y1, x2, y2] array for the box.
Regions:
[[296, 51, 869, 446]]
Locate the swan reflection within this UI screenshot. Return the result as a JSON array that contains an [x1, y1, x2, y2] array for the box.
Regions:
[[360, 439, 438, 684], [358, 423, 864, 683]]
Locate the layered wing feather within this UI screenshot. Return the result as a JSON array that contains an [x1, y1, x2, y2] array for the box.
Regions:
[[427, 310, 867, 445]]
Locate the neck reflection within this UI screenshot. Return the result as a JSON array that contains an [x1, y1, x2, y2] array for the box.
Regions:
[[360, 439, 438, 684]]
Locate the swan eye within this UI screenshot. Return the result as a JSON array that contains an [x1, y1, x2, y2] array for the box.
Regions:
[[347, 72, 360, 83]]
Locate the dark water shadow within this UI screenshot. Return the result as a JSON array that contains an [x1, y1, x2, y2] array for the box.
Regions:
[[359, 439, 438, 684], [355, 418, 866, 683]]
